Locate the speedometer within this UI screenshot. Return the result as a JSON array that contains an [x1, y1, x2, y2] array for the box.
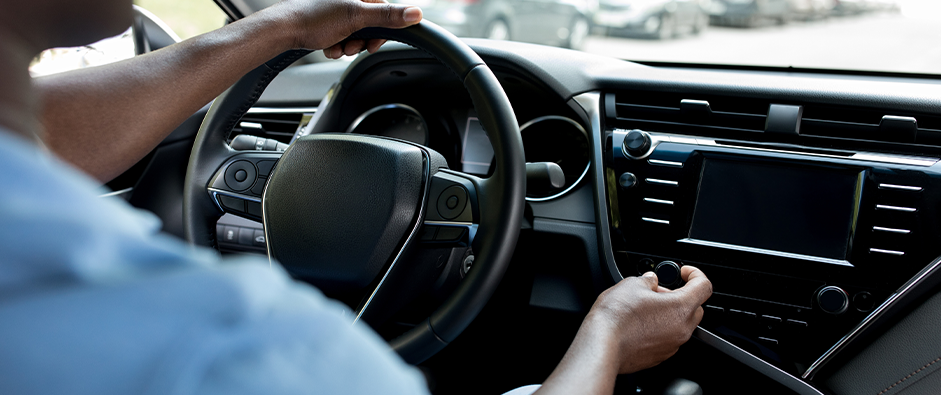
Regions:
[[347, 104, 429, 146]]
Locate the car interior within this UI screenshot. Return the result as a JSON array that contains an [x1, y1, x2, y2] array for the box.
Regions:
[[94, 2, 941, 394]]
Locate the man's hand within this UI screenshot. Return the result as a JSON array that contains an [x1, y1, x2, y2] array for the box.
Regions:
[[593, 266, 713, 374], [268, 0, 423, 59], [535, 266, 712, 395]]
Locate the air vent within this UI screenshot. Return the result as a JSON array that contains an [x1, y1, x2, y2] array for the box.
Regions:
[[229, 107, 317, 144], [607, 91, 770, 139], [800, 104, 941, 147]]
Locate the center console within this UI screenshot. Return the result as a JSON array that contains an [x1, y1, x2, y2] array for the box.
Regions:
[[604, 128, 941, 375]]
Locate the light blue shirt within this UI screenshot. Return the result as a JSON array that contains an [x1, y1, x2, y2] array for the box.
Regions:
[[0, 129, 430, 395]]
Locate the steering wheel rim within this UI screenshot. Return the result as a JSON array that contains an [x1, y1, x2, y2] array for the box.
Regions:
[[183, 21, 525, 364]]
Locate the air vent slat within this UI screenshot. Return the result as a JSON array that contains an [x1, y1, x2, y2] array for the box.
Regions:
[[229, 109, 313, 144]]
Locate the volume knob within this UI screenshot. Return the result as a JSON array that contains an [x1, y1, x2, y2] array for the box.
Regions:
[[817, 286, 849, 314], [655, 261, 682, 288], [622, 130, 652, 157]]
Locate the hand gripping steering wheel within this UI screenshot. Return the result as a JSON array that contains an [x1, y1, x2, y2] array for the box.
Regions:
[[183, 21, 525, 364]]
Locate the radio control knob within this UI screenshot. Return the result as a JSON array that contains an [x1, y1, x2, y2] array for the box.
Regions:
[[622, 130, 652, 157], [655, 261, 682, 288], [619, 172, 637, 189], [817, 286, 849, 314]]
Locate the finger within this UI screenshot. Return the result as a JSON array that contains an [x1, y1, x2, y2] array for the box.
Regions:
[[343, 39, 367, 56], [676, 266, 713, 306], [366, 39, 387, 54], [325, 44, 343, 59], [692, 305, 704, 326], [355, 3, 423, 30], [656, 285, 673, 293]]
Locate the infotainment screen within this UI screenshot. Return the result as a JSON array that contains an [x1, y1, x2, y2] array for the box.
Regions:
[[688, 159, 862, 262]]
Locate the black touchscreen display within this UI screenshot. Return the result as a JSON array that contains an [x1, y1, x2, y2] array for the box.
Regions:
[[689, 159, 861, 261]]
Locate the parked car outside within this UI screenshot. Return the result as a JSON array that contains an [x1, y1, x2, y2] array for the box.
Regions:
[[392, 0, 594, 49], [592, 0, 709, 39], [708, 0, 791, 26], [787, 0, 836, 20]]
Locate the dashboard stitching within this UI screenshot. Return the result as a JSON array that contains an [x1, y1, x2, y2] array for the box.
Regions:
[[876, 356, 941, 395]]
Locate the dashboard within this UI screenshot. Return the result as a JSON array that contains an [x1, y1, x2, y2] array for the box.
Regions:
[[196, 39, 941, 394]]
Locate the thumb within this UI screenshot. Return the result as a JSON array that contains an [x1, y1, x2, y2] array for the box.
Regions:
[[640, 271, 659, 291], [356, 3, 423, 30]]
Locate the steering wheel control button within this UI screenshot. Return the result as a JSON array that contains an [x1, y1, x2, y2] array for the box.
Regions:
[[218, 195, 245, 213], [654, 260, 681, 287], [817, 286, 849, 314], [622, 129, 652, 157], [420, 226, 438, 241], [245, 201, 262, 218], [854, 291, 875, 312], [435, 227, 466, 242], [256, 160, 276, 177], [234, 169, 248, 182], [619, 172, 637, 189], [250, 179, 266, 196], [436, 186, 468, 220], [224, 160, 257, 191]]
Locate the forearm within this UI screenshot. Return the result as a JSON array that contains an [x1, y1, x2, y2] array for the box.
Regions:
[[34, 6, 296, 182], [534, 313, 620, 395]]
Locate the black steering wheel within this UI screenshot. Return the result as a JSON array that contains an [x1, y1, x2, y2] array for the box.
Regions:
[[183, 21, 525, 364]]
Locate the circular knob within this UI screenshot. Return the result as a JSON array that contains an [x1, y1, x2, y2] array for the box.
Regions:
[[817, 286, 849, 314], [655, 261, 682, 287], [622, 130, 652, 157], [619, 172, 637, 189]]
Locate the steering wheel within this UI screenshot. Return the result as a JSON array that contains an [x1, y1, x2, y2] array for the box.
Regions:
[[183, 21, 525, 364]]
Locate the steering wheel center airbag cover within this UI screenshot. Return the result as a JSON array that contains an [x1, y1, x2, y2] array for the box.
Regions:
[[263, 134, 426, 292]]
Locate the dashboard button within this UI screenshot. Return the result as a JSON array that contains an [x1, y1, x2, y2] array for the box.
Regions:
[[246, 201, 262, 218], [786, 319, 808, 328], [622, 130, 651, 157], [758, 337, 779, 346], [436, 227, 465, 241], [238, 227, 254, 246], [420, 226, 438, 241], [730, 309, 757, 321], [817, 286, 849, 314], [221, 226, 239, 243], [619, 172, 637, 189], [253, 229, 266, 247], [654, 261, 681, 287], [853, 292, 875, 312]]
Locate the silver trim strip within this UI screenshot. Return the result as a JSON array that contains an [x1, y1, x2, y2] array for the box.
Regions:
[[678, 238, 854, 267], [648, 159, 683, 168], [644, 198, 674, 205], [424, 220, 474, 226], [239, 121, 263, 129], [99, 187, 133, 198], [870, 248, 905, 256], [247, 107, 318, 114], [873, 226, 911, 234], [616, 130, 939, 167], [646, 178, 678, 186], [879, 183, 923, 191], [353, 152, 434, 324], [521, 116, 590, 202], [208, 188, 262, 213], [876, 204, 917, 212], [642, 217, 670, 225], [694, 327, 825, 395], [804, 254, 941, 379]]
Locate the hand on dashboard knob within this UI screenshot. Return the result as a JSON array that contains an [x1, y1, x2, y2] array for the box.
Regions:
[[589, 266, 712, 374]]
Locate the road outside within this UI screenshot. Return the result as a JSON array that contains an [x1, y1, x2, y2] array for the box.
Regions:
[[581, 13, 941, 75]]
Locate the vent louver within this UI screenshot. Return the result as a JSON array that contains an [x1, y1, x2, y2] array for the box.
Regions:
[[607, 91, 770, 140], [800, 104, 941, 147]]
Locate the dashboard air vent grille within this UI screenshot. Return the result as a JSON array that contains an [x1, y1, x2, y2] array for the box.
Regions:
[[609, 91, 770, 138], [800, 104, 941, 147]]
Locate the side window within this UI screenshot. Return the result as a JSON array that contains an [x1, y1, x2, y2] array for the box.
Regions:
[[29, 1, 227, 77]]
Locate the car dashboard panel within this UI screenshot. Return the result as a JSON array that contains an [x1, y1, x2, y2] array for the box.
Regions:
[[198, 40, 941, 394]]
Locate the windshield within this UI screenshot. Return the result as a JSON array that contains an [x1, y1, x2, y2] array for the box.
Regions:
[[400, 0, 941, 75]]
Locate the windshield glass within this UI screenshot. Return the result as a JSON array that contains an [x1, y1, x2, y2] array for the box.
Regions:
[[403, 0, 941, 75]]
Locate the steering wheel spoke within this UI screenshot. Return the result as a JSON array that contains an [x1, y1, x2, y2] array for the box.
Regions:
[[206, 152, 282, 222]]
